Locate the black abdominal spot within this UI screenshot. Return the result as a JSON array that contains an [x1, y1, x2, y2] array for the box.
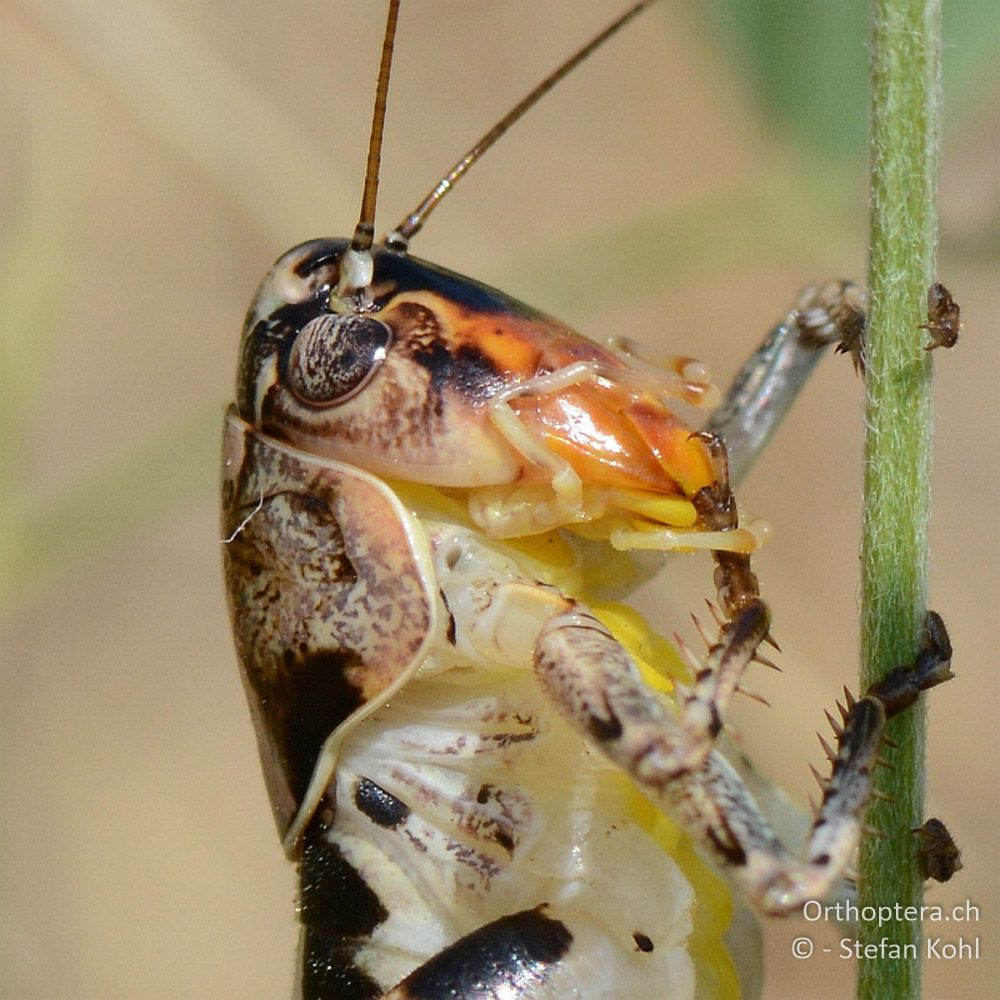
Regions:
[[301, 928, 382, 1000], [299, 826, 389, 937], [354, 778, 410, 829], [398, 907, 573, 999]]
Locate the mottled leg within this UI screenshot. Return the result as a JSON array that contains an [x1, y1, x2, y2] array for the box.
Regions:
[[793, 279, 867, 374], [535, 605, 769, 787], [535, 609, 953, 914], [706, 279, 867, 484], [690, 429, 763, 619]]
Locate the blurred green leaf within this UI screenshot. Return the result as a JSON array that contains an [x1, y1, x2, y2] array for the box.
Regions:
[[702, 0, 1000, 161], [940, 0, 1000, 97], [703, 1, 870, 159]]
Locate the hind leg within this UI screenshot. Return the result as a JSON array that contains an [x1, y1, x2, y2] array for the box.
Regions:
[[535, 608, 952, 914]]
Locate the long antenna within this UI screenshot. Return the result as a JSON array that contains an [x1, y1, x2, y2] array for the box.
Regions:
[[351, 0, 401, 255], [338, 0, 400, 298], [384, 0, 659, 252]]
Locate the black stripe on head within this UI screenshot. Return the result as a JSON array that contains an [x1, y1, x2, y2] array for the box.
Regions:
[[407, 337, 506, 401], [238, 294, 330, 422]]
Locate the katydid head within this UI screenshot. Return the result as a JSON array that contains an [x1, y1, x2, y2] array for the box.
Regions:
[[234, 0, 758, 549]]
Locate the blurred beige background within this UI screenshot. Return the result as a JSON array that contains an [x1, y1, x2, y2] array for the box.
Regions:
[[2, 2, 997, 998]]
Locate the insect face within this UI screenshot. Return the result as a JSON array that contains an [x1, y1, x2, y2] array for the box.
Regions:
[[238, 236, 726, 543]]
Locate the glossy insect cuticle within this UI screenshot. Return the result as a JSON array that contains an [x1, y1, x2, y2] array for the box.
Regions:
[[287, 313, 392, 407]]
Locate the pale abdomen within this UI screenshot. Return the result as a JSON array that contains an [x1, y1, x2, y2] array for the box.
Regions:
[[301, 667, 697, 999]]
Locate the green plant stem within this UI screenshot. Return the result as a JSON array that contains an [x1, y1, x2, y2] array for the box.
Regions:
[[858, 1, 940, 999]]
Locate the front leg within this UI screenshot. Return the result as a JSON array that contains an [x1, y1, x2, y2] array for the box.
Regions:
[[535, 609, 953, 914], [793, 279, 868, 374], [535, 603, 770, 780], [706, 278, 868, 485]]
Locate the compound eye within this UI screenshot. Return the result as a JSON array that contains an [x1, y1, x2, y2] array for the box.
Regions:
[[287, 314, 392, 406]]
